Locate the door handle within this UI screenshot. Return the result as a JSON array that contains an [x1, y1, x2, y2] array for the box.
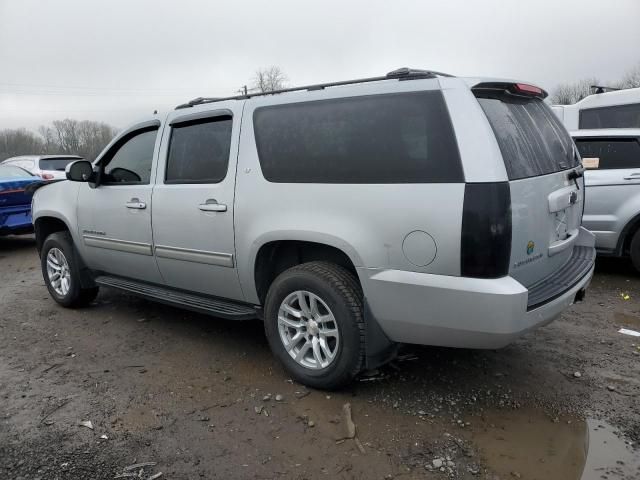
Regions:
[[198, 199, 227, 212], [125, 198, 146, 209], [623, 173, 640, 180]]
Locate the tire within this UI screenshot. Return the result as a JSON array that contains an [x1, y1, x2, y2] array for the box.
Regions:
[[264, 261, 365, 390], [41, 231, 99, 308], [630, 229, 640, 273]]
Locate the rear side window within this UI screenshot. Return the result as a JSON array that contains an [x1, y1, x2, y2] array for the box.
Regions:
[[574, 138, 640, 169], [253, 91, 463, 183], [477, 94, 578, 180], [579, 103, 640, 129], [166, 116, 232, 184], [39, 157, 76, 171]]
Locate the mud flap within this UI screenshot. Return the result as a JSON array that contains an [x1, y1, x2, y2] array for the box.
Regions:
[[363, 300, 398, 369]]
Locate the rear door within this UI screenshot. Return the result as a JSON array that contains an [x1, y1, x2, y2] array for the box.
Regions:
[[476, 90, 583, 287], [151, 105, 244, 302], [574, 136, 640, 251]]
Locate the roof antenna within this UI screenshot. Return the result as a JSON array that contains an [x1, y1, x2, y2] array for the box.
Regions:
[[153, 109, 158, 115]]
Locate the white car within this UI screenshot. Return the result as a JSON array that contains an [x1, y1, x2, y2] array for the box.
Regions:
[[1, 155, 82, 180]]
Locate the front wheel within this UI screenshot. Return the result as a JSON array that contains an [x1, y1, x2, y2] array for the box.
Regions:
[[41, 231, 99, 307], [264, 261, 365, 390]]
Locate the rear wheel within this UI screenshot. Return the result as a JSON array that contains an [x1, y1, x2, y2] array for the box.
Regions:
[[41, 231, 99, 307], [264, 261, 365, 390]]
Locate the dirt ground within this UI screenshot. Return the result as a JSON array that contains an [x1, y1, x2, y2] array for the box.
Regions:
[[1, 235, 639, 480]]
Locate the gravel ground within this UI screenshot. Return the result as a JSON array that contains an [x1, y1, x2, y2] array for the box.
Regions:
[[1, 235, 638, 479]]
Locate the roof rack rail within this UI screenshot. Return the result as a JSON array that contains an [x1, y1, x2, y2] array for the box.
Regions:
[[175, 67, 454, 109], [590, 85, 620, 95]]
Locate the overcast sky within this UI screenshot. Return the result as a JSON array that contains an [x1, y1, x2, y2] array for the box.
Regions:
[[1, 0, 639, 131]]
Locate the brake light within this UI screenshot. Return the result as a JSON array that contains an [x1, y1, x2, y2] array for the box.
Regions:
[[512, 83, 544, 97], [40, 173, 54, 180], [461, 182, 512, 278]]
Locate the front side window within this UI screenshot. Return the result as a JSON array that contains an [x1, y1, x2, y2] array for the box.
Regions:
[[102, 128, 158, 184], [579, 103, 640, 129], [574, 138, 640, 169], [165, 116, 232, 184], [253, 91, 463, 184]]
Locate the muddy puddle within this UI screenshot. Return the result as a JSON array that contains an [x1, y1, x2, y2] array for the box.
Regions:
[[614, 312, 640, 329], [470, 409, 639, 479]]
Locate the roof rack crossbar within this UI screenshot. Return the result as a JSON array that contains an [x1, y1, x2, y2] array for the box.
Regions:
[[175, 67, 454, 109]]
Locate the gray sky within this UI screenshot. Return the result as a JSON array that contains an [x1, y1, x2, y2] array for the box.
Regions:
[[1, 0, 639, 131]]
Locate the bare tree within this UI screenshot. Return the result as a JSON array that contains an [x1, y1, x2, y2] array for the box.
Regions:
[[0, 119, 118, 162], [251, 66, 288, 93], [616, 63, 640, 89], [550, 77, 599, 105], [0, 129, 45, 161]]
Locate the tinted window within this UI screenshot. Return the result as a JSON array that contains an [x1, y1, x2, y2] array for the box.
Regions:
[[574, 138, 640, 169], [102, 129, 157, 184], [253, 91, 463, 183], [166, 116, 232, 184], [39, 157, 77, 171], [579, 103, 640, 129], [477, 94, 578, 180]]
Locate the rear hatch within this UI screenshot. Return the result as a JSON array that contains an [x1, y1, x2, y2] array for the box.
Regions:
[[474, 83, 583, 288]]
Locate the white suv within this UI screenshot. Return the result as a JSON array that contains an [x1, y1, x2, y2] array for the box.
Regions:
[[573, 129, 640, 269], [32, 68, 595, 388], [1, 155, 82, 180]]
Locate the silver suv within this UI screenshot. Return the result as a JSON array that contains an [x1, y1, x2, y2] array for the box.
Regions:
[[573, 129, 640, 269], [32, 69, 596, 389]]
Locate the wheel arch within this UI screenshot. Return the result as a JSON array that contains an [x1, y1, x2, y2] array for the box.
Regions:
[[253, 238, 361, 305], [617, 211, 640, 256], [34, 215, 73, 253]]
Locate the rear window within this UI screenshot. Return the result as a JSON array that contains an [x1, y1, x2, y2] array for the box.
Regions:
[[574, 138, 640, 169], [477, 94, 578, 180], [253, 91, 463, 183], [39, 157, 77, 171], [579, 103, 640, 129]]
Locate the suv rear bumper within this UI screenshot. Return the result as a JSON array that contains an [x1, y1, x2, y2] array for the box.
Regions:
[[358, 229, 596, 349]]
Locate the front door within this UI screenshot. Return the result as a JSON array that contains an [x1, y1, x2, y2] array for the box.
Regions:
[[151, 106, 244, 301], [77, 123, 164, 284]]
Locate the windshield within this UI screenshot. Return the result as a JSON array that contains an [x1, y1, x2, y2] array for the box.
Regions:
[[39, 157, 77, 171], [476, 93, 579, 180], [0, 165, 35, 179]]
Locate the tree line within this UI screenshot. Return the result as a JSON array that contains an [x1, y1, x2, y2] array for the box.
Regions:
[[551, 61, 640, 105], [1, 67, 287, 163], [0, 119, 118, 162]]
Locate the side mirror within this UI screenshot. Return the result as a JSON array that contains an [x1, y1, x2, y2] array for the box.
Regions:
[[66, 160, 94, 182]]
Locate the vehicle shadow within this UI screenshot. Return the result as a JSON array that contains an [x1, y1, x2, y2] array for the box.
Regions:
[[594, 255, 638, 277], [0, 234, 37, 253], [90, 285, 542, 399]]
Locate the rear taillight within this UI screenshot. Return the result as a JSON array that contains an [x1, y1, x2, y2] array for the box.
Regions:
[[472, 82, 548, 99], [512, 83, 544, 97], [461, 182, 512, 278], [40, 173, 54, 180]]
